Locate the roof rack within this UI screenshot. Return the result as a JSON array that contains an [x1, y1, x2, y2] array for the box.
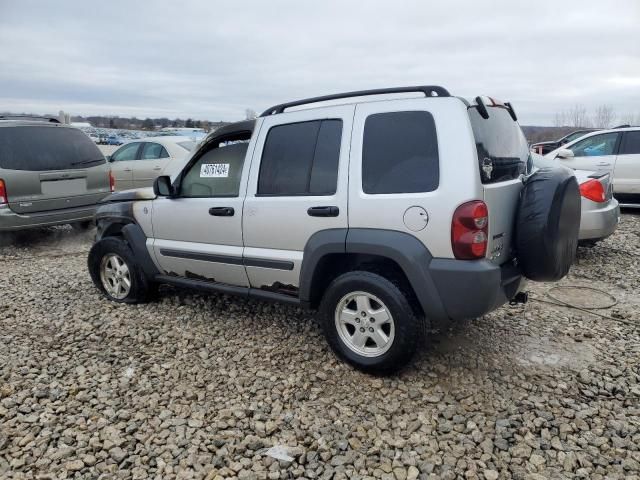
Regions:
[[260, 85, 451, 117], [0, 114, 61, 123]]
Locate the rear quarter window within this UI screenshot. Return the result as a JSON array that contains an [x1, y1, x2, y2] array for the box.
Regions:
[[362, 111, 439, 194], [468, 107, 529, 184], [0, 126, 105, 171]]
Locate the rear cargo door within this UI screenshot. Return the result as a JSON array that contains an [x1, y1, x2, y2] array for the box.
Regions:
[[468, 105, 529, 265], [0, 125, 110, 214]]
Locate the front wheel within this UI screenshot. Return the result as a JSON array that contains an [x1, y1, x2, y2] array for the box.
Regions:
[[318, 271, 424, 374], [88, 237, 154, 303]]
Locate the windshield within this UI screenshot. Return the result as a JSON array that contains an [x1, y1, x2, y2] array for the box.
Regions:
[[468, 106, 530, 184], [0, 126, 105, 171], [564, 131, 590, 143], [178, 141, 196, 151]]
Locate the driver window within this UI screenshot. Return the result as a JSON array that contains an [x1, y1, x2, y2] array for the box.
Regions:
[[571, 133, 619, 157], [180, 142, 249, 197], [111, 142, 140, 161]]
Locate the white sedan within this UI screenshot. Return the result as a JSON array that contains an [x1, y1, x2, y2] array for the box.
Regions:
[[108, 136, 196, 191], [545, 127, 640, 204]]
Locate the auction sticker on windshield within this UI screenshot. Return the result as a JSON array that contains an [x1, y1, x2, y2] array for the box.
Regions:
[[200, 163, 229, 178]]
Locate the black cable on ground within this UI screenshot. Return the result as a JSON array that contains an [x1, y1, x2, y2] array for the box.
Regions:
[[528, 285, 638, 327]]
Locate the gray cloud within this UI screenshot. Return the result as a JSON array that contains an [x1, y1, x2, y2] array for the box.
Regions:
[[1, 0, 638, 124]]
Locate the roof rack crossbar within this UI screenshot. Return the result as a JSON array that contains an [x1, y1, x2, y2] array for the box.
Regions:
[[260, 85, 451, 117], [0, 114, 61, 123]]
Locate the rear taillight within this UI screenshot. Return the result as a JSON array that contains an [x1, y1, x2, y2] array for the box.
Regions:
[[0, 179, 7, 205], [451, 200, 489, 260], [109, 171, 115, 192], [579, 179, 606, 203]]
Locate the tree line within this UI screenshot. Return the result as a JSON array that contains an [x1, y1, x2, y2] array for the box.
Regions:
[[68, 115, 229, 132], [554, 105, 639, 129]]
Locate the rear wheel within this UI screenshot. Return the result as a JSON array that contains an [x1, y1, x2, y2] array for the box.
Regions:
[[319, 271, 424, 374], [88, 237, 154, 303]]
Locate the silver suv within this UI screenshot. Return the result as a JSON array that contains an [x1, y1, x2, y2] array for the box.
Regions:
[[88, 86, 581, 373], [0, 115, 111, 232]]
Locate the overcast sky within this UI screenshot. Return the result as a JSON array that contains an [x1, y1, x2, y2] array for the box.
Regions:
[[1, 1, 638, 125]]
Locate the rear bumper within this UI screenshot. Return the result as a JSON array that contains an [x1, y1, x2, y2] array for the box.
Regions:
[[0, 204, 97, 231], [578, 198, 620, 241], [428, 258, 525, 323]]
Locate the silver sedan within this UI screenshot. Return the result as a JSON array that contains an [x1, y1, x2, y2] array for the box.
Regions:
[[532, 153, 620, 244], [107, 136, 196, 191]]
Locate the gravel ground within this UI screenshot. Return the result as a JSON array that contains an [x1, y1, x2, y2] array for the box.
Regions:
[[1, 214, 639, 480]]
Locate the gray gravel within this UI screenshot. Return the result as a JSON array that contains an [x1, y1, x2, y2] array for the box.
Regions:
[[1, 214, 639, 479]]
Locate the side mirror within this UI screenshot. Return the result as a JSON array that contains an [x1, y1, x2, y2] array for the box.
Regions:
[[153, 176, 174, 197], [106, 155, 112, 162], [556, 148, 574, 159]]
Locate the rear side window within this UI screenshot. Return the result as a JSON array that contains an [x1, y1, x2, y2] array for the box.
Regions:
[[180, 142, 248, 197], [141, 143, 169, 160], [258, 120, 342, 196], [620, 131, 640, 155], [468, 107, 529, 184], [0, 126, 105, 171], [362, 111, 439, 194]]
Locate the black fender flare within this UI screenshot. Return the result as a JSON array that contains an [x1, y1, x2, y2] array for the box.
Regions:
[[299, 228, 448, 323], [94, 206, 160, 280]]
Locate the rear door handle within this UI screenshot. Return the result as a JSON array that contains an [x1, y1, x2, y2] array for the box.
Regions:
[[307, 206, 339, 217], [123, 168, 132, 172], [597, 162, 611, 166], [153, 166, 163, 171], [209, 207, 234, 216]]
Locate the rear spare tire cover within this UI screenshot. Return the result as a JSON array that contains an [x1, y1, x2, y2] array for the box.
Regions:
[[515, 167, 581, 282]]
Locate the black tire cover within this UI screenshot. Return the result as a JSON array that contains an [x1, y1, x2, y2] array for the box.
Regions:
[[515, 167, 581, 282]]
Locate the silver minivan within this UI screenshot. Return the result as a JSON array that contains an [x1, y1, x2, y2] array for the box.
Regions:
[[0, 116, 112, 232]]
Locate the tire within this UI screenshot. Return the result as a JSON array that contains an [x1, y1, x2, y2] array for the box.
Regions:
[[515, 167, 581, 282], [318, 271, 424, 374], [71, 221, 93, 231], [88, 237, 154, 303]]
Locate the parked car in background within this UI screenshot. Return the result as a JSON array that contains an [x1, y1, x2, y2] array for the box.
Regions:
[[106, 135, 124, 145], [545, 127, 640, 205], [0, 115, 111, 232], [530, 129, 597, 155], [107, 136, 196, 190], [532, 153, 619, 244]]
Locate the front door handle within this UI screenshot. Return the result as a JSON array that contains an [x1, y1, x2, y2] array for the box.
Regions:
[[209, 207, 234, 217], [597, 162, 611, 166], [307, 206, 339, 217], [153, 166, 163, 171], [123, 168, 132, 172]]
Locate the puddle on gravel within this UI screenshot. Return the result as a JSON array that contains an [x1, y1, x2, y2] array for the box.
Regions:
[[515, 335, 597, 369]]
